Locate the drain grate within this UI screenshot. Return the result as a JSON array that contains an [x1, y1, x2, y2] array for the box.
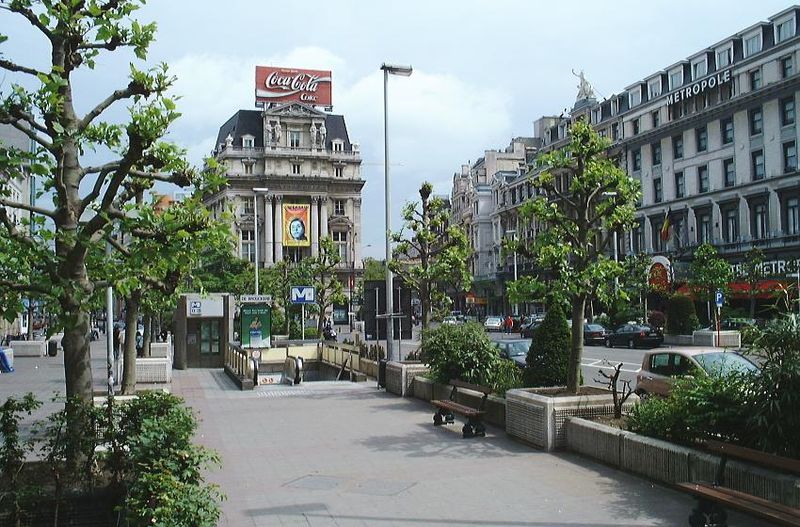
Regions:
[[284, 475, 345, 490], [256, 388, 313, 398]]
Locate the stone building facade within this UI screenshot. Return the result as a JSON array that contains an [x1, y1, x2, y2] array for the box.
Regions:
[[205, 102, 364, 301]]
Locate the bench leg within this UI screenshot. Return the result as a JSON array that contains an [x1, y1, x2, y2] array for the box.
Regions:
[[445, 412, 455, 424], [462, 423, 474, 438], [688, 497, 728, 527], [433, 409, 444, 426], [472, 419, 486, 437]]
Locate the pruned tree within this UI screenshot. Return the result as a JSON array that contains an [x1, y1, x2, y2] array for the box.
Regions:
[[0, 1, 224, 403], [310, 236, 347, 333], [515, 120, 640, 393], [689, 243, 734, 325], [739, 247, 765, 318], [390, 182, 471, 329], [593, 360, 634, 418]]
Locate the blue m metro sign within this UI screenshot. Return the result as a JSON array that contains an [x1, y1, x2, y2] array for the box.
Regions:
[[290, 286, 316, 304]]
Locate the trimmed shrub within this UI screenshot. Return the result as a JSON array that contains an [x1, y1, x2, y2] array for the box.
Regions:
[[611, 306, 642, 328], [421, 322, 499, 386], [647, 310, 666, 329], [525, 303, 569, 387], [665, 295, 699, 335]]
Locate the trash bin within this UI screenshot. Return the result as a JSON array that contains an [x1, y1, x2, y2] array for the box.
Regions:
[[378, 359, 388, 389], [47, 340, 58, 357]]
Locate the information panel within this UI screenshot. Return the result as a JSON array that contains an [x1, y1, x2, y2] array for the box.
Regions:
[[241, 304, 271, 348]]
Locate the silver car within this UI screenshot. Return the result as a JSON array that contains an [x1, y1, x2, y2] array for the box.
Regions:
[[484, 316, 504, 332]]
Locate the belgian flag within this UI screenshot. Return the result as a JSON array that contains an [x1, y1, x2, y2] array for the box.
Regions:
[[660, 210, 671, 242]]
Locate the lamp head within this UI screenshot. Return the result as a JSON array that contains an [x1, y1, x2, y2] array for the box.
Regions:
[[381, 63, 413, 76]]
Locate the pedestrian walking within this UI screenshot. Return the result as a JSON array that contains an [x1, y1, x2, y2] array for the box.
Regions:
[[505, 315, 514, 334]]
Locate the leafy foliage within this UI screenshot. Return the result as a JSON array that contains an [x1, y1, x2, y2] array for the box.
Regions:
[[525, 302, 570, 387], [0, 394, 41, 525], [665, 295, 699, 335], [688, 244, 734, 307], [513, 121, 640, 392], [390, 182, 471, 329], [421, 323, 499, 386]]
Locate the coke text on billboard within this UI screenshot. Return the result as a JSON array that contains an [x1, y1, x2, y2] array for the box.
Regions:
[[255, 66, 332, 106]]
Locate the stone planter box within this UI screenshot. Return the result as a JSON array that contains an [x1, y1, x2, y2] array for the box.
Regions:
[[9, 340, 46, 357], [505, 387, 637, 451], [135, 356, 172, 383], [663, 334, 695, 346], [411, 377, 507, 428], [149, 342, 172, 359], [385, 361, 428, 397], [565, 417, 800, 508], [693, 329, 741, 347]]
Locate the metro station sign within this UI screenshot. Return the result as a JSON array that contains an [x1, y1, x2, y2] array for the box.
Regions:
[[255, 66, 332, 106]]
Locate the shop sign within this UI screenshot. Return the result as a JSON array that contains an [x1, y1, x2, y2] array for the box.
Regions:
[[666, 69, 731, 105]]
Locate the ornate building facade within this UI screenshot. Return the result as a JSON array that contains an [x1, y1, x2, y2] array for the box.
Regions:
[[205, 100, 364, 304]]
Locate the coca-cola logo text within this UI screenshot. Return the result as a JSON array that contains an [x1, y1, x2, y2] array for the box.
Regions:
[[255, 67, 332, 105]]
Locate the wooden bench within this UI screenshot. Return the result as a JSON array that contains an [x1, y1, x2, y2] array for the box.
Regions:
[[431, 379, 492, 438], [676, 439, 800, 526]]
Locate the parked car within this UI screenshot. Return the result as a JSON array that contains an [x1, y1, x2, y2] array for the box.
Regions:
[[605, 323, 663, 349], [484, 316, 504, 332], [636, 349, 759, 398], [583, 323, 609, 345], [495, 339, 530, 368], [520, 319, 541, 338], [442, 316, 460, 326]]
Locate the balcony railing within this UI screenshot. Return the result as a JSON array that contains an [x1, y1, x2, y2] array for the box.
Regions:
[[218, 145, 360, 160]]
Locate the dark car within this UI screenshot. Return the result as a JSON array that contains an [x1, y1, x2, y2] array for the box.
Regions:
[[605, 323, 663, 349], [520, 319, 542, 338], [495, 339, 530, 368], [583, 323, 608, 345]]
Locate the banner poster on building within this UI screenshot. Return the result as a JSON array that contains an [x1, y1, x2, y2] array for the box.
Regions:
[[283, 204, 311, 247], [255, 66, 332, 106], [241, 304, 271, 348], [333, 304, 348, 325]]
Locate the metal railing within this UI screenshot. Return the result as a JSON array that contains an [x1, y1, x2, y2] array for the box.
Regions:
[[224, 344, 253, 380]]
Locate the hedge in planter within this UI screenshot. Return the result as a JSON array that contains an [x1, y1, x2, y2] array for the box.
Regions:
[[421, 322, 499, 386], [665, 294, 699, 335], [525, 303, 569, 387]]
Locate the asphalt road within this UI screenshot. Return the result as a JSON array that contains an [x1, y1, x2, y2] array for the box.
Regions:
[[488, 331, 646, 390]]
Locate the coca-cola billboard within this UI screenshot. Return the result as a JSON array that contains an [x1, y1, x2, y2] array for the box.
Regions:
[[255, 66, 332, 106]]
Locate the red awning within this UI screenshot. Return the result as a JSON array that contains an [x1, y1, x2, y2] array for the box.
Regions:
[[676, 280, 792, 300]]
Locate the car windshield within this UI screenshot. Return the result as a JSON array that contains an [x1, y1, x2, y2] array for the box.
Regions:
[[486, 317, 502, 324], [585, 324, 604, 331], [693, 352, 759, 376], [506, 341, 530, 356]]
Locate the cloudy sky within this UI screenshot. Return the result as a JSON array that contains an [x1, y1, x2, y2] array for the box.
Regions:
[[1, 0, 792, 257]]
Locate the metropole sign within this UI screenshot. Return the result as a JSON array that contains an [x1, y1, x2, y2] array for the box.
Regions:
[[255, 66, 332, 106]]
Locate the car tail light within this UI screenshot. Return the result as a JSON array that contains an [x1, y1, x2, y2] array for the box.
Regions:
[[639, 331, 646, 337]]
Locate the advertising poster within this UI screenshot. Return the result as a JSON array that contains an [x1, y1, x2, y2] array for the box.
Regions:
[[333, 304, 348, 325], [283, 204, 311, 247], [241, 304, 271, 348], [255, 66, 332, 106]]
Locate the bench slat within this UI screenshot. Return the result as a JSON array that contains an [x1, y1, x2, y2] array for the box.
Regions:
[[704, 440, 800, 476], [448, 379, 492, 395], [677, 483, 800, 527], [432, 399, 484, 417]]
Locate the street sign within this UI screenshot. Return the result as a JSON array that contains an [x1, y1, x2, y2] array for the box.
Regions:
[[290, 286, 316, 304], [715, 290, 724, 308], [189, 301, 202, 316], [241, 294, 272, 304]]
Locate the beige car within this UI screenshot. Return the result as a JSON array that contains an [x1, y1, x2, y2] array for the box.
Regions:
[[635, 348, 759, 398]]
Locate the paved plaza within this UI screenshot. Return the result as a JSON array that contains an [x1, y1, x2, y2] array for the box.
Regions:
[[1, 341, 761, 526]]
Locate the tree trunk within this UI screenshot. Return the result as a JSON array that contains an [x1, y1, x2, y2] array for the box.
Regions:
[[142, 314, 152, 357], [121, 291, 141, 395], [567, 295, 587, 394], [61, 307, 93, 401], [421, 283, 431, 331]]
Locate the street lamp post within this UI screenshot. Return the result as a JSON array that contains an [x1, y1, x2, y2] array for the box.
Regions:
[[252, 187, 269, 295], [505, 229, 518, 316], [602, 192, 620, 292], [381, 63, 412, 362]]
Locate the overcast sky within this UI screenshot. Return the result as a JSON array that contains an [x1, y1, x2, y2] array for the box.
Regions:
[[1, 0, 793, 257]]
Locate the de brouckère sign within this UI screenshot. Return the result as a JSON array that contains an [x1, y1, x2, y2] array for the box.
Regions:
[[255, 66, 332, 106]]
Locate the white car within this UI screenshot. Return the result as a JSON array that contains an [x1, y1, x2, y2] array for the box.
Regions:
[[484, 316, 504, 332], [442, 316, 459, 325]]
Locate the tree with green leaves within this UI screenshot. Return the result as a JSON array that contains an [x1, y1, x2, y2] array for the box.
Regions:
[[310, 237, 347, 333], [514, 120, 640, 393], [362, 257, 386, 281], [622, 252, 654, 321], [689, 243, 734, 325], [0, 1, 225, 403], [739, 247, 765, 318], [193, 240, 255, 297], [390, 182, 471, 329]]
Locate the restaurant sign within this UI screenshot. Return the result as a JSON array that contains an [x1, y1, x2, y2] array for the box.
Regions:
[[255, 66, 332, 106]]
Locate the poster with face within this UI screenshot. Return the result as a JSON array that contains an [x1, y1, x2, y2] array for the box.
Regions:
[[283, 204, 311, 247]]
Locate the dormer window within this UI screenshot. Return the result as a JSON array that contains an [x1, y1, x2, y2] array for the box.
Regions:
[[669, 68, 683, 90], [716, 46, 732, 68], [242, 135, 255, 148], [647, 78, 662, 99], [744, 31, 762, 57], [332, 140, 343, 152], [691, 57, 707, 80], [628, 87, 642, 107], [776, 16, 796, 43]]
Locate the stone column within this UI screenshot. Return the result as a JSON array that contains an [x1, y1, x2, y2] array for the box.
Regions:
[[711, 201, 722, 244], [311, 196, 319, 257], [643, 217, 653, 253], [320, 197, 329, 239], [739, 197, 752, 240], [768, 190, 781, 236], [687, 207, 697, 245], [353, 198, 362, 267], [274, 195, 283, 262], [264, 196, 274, 265]]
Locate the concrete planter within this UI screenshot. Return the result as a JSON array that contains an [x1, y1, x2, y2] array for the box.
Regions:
[[693, 329, 741, 347], [9, 340, 46, 357], [412, 377, 507, 428], [385, 361, 429, 397], [505, 387, 636, 451], [135, 356, 172, 383], [565, 417, 800, 508]]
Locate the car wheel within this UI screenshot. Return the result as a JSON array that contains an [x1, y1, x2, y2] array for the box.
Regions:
[[636, 390, 650, 402], [628, 339, 635, 349], [605, 338, 612, 348]]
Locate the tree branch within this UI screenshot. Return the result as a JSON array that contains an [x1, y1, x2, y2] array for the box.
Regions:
[[0, 206, 35, 246], [0, 114, 53, 151], [0, 4, 52, 38], [0, 58, 44, 77], [0, 279, 50, 295], [79, 82, 147, 130], [0, 198, 56, 219]]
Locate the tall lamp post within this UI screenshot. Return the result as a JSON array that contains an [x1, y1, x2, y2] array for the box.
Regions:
[[602, 192, 620, 291], [252, 187, 269, 295], [505, 229, 518, 316], [381, 62, 412, 362]]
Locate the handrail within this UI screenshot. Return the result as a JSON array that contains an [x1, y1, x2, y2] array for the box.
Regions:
[[225, 344, 252, 380]]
